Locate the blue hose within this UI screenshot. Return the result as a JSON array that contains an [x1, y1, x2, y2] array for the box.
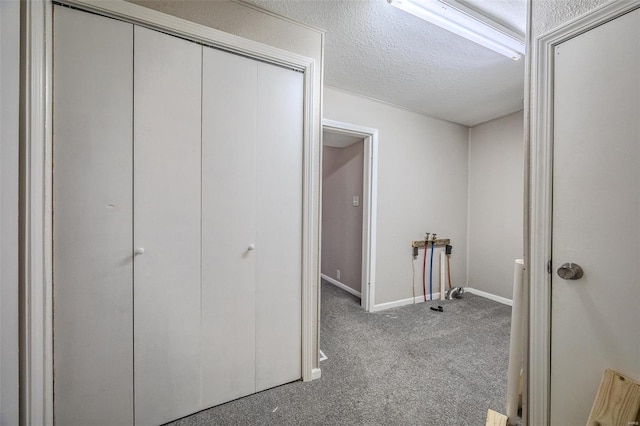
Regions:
[[429, 241, 435, 300]]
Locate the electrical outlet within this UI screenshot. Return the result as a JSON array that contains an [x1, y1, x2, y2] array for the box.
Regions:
[[336, 269, 341, 280]]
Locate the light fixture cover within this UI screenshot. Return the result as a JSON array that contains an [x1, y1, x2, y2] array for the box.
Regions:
[[388, 0, 525, 60]]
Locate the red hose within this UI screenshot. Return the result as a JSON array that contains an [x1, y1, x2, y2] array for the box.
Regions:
[[422, 243, 427, 302]]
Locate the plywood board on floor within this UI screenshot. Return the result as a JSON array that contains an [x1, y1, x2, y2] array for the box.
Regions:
[[486, 409, 508, 426], [587, 369, 640, 426]]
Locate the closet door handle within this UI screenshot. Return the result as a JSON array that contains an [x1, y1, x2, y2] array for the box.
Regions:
[[134, 247, 145, 256], [247, 244, 256, 251]]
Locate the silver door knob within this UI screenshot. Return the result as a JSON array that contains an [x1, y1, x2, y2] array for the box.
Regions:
[[134, 247, 145, 255], [557, 263, 583, 280], [248, 244, 256, 251]]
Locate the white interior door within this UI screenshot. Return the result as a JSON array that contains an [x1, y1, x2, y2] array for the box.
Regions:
[[255, 62, 303, 391], [133, 26, 202, 426], [201, 47, 258, 407], [551, 8, 640, 425], [201, 49, 303, 404], [53, 8, 304, 422], [53, 7, 134, 425]]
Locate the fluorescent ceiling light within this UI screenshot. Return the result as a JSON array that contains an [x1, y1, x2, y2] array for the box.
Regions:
[[388, 0, 525, 60]]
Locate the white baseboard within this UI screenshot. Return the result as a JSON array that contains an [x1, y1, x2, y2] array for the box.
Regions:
[[465, 287, 513, 306], [372, 292, 441, 312], [371, 288, 513, 311], [311, 367, 322, 380], [321, 274, 361, 298]]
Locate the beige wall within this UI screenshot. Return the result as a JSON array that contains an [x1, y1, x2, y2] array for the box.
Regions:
[[324, 87, 469, 305], [126, 0, 323, 369], [128, 0, 323, 61], [1, 1, 20, 423], [468, 111, 524, 300], [322, 141, 364, 293]]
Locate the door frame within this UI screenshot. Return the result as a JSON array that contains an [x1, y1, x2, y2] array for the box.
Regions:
[[321, 119, 378, 312], [21, 1, 320, 424], [528, 1, 640, 424]]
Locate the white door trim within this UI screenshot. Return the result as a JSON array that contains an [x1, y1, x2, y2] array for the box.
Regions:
[[529, 1, 640, 424], [22, 1, 320, 424], [322, 119, 378, 312], [21, 1, 54, 424]]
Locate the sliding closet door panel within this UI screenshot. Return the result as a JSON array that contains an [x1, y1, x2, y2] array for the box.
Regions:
[[201, 48, 258, 407], [53, 7, 133, 426], [255, 63, 304, 391], [133, 26, 202, 426]]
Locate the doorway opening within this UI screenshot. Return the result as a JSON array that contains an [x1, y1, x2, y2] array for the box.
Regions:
[[321, 119, 378, 312]]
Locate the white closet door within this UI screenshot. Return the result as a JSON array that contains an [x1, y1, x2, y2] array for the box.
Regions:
[[255, 63, 304, 391], [53, 7, 133, 426], [550, 9, 640, 424], [133, 26, 202, 426], [201, 48, 258, 407]]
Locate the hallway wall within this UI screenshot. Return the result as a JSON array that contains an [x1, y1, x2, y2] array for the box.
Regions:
[[322, 141, 364, 294]]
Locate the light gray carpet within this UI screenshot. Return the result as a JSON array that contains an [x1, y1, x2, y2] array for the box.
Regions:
[[168, 281, 512, 425]]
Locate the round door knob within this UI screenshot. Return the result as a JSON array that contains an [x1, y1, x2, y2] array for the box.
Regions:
[[134, 247, 145, 256], [557, 263, 583, 280], [248, 244, 256, 251]]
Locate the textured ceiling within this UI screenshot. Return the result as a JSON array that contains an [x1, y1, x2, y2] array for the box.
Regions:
[[244, 0, 527, 126]]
